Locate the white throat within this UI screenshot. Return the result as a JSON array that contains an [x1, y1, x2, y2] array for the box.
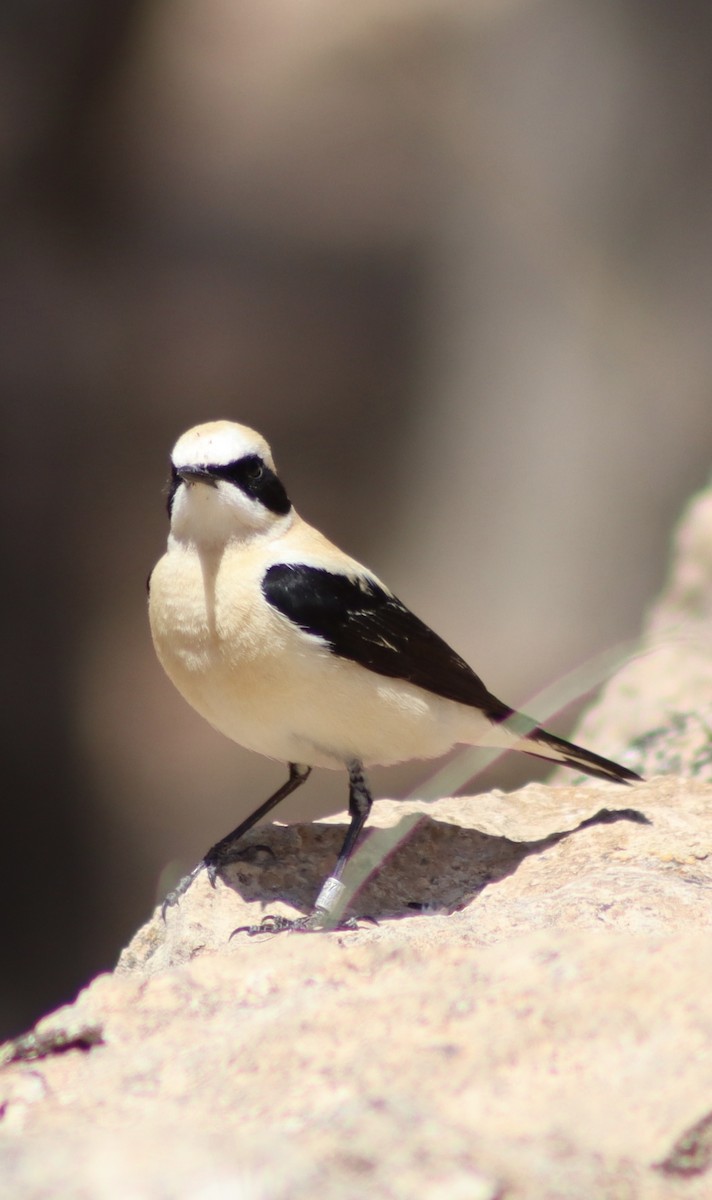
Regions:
[[169, 479, 293, 551]]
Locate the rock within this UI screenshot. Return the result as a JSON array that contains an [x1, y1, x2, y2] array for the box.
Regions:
[[566, 473, 712, 780], [117, 775, 711, 976], [3, 777, 712, 1199], [4, 476, 712, 1198], [4, 918, 712, 1198]]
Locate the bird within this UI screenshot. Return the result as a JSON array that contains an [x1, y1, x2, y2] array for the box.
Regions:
[[148, 420, 642, 931]]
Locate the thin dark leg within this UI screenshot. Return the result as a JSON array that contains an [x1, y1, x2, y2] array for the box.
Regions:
[[205, 762, 312, 870], [234, 760, 374, 935], [162, 762, 312, 915], [311, 761, 373, 917]]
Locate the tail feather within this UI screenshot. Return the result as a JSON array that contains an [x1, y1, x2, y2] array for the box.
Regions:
[[484, 700, 642, 785], [525, 724, 642, 785]]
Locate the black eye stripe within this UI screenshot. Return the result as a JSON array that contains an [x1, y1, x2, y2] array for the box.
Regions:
[[166, 463, 180, 516], [209, 454, 291, 515], [165, 453, 292, 518]]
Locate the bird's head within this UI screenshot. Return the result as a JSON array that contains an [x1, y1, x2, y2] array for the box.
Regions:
[[167, 421, 292, 547]]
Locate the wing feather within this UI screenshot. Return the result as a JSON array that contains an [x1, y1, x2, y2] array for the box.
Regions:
[[262, 562, 642, 786], [263, 563, 511, 719]]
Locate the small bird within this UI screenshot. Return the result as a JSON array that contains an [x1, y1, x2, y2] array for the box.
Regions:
[[149, 420, 641, 929]]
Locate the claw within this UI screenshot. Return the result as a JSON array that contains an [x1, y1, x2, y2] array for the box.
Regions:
[[161, 842, 276, 919], [229, 913, 317, 937], [160, 863, 204, 919], [229, 911, 372, 938]]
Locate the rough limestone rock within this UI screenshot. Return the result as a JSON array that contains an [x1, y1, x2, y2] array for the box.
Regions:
[[116, 776, 710, 977], [566, 476, 712, 780], [3, 473, 712, 1199]]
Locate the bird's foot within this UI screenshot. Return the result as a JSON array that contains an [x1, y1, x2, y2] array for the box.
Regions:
[[161, 863, 206, 918], [231, 876, 377, 935], [230, 910, 367, 938], [161, 842, 275, 919]]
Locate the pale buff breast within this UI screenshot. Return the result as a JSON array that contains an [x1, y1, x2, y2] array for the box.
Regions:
[[149, 537, 492, 769]]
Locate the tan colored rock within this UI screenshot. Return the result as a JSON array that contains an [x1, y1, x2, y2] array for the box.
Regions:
[[117, 775, 710, 977], [3, 777, 712, 1198], [5, 478, 712, 1198], [4, 918, 712, 1198], [566, 473, 712, 780]]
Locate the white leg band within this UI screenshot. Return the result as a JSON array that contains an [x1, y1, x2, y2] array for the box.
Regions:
[[314, 876, 346, 915]]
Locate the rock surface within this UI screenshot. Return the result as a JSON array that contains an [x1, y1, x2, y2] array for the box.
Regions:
[[3, 475, 712, 1198], [118, 776, 710, 976], [565, 476, 712, 781]]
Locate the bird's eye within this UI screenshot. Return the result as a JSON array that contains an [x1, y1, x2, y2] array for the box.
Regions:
[[247, 461, 264, 482]]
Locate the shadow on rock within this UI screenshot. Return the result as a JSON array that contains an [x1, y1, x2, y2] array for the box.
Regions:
[[219, 806, 650, 922]]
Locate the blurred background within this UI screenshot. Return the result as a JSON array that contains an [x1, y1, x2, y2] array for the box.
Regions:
[[3, 0, 712, 1039]]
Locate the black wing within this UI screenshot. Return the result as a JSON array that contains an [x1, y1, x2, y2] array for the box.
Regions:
[[262, 563, 512, 720], [263, 563, 642, 785]]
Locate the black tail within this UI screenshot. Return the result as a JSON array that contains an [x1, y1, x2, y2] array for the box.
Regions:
[[525, 724, 642, 785], [486, 698, 642, 785]]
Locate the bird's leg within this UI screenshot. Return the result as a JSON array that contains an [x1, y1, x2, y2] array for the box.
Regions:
[[161, 763, 312, 915], [235, 760, 373, 935], [310, 761, 372, 922], [202, 763, 312, 881]]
